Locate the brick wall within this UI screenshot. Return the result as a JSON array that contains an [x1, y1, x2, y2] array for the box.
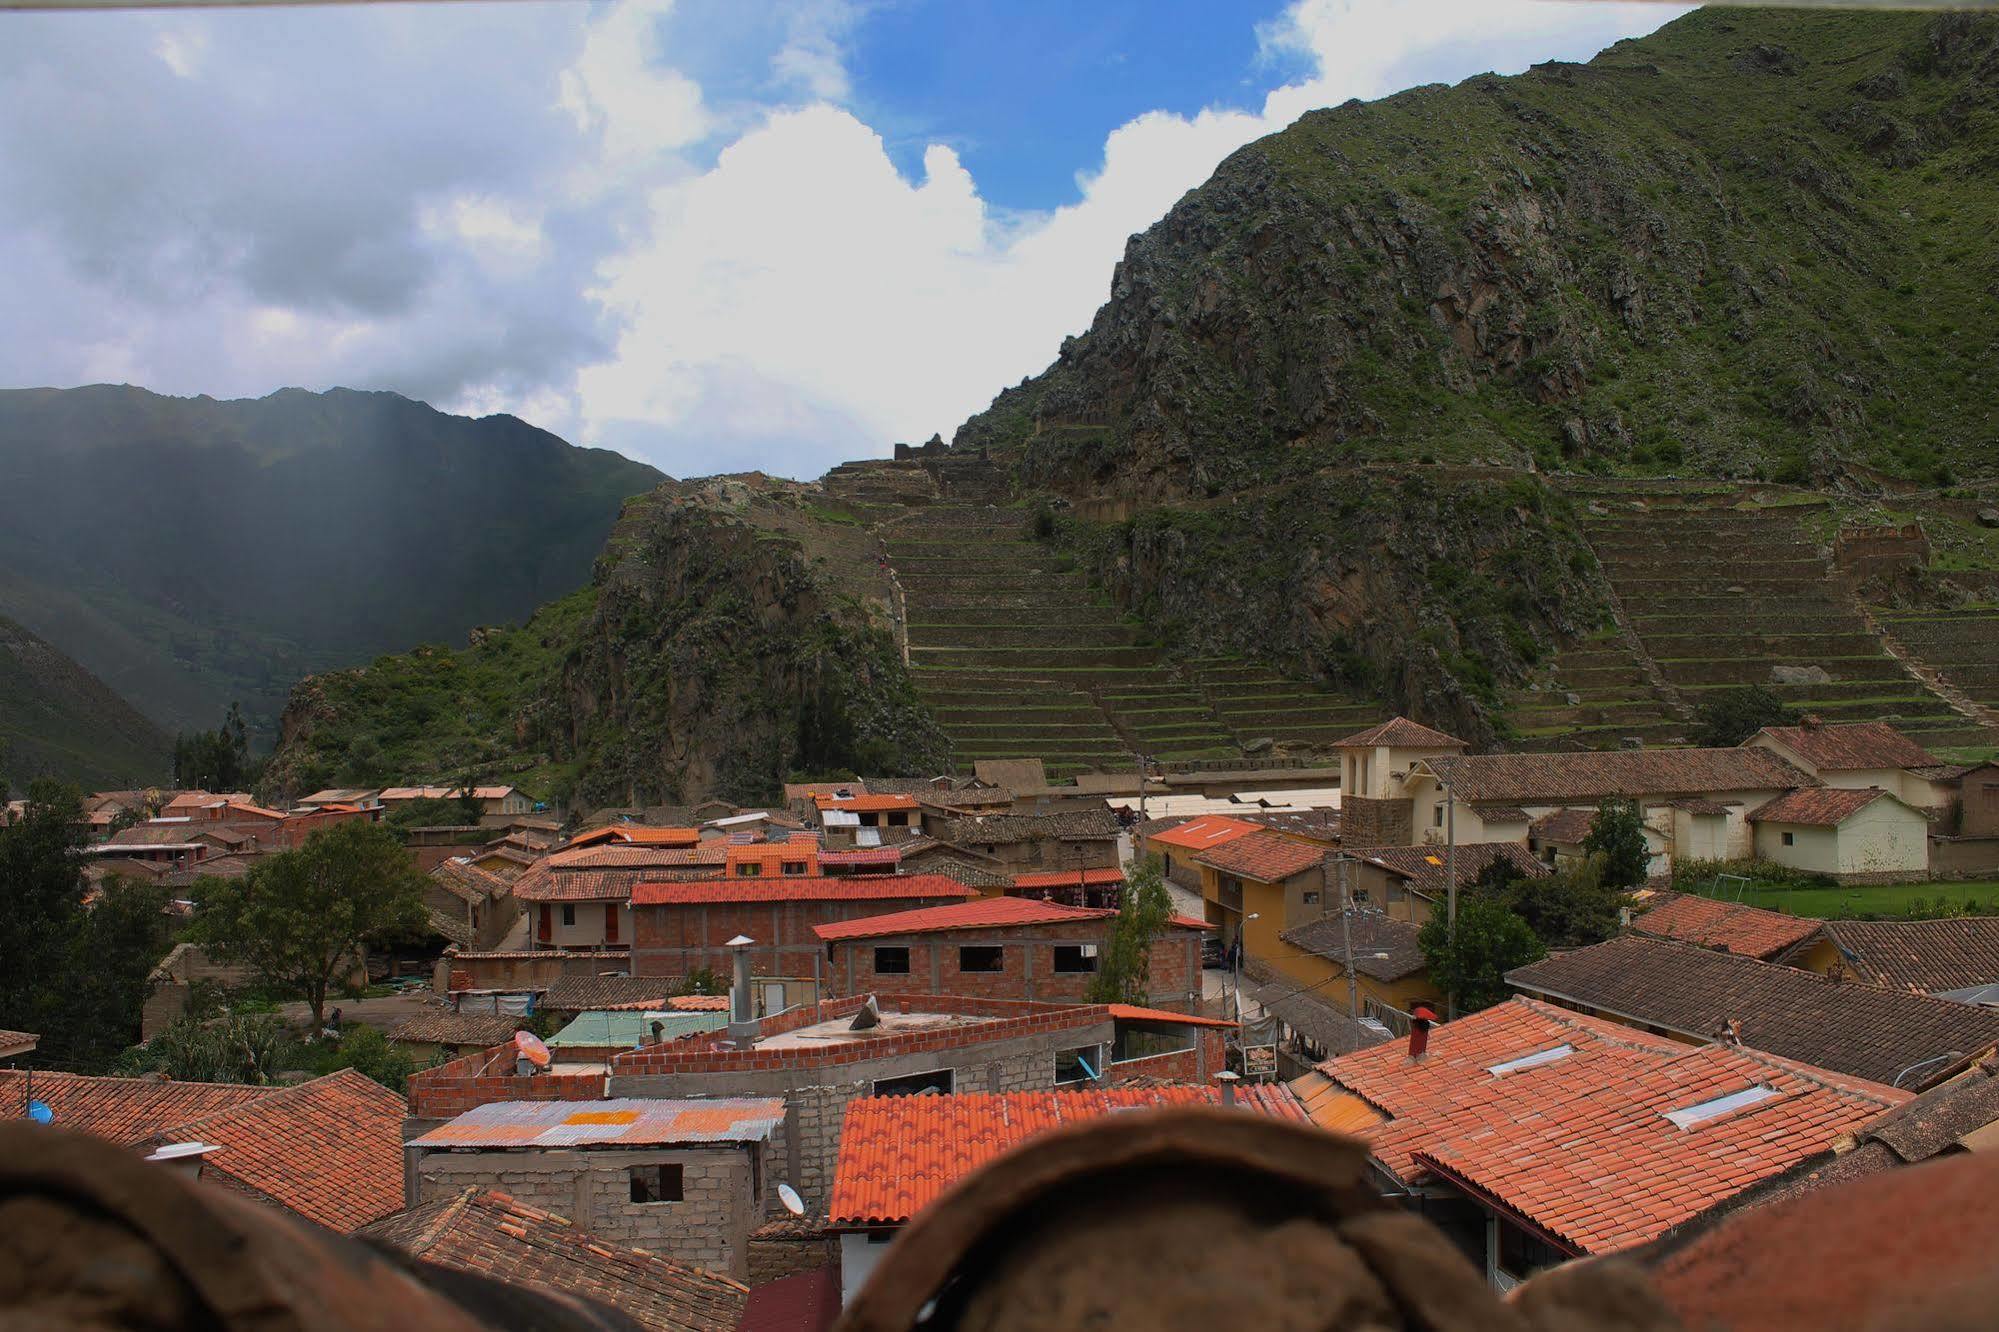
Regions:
[[747, 1235, 837, 1285], [822, 924, 1201, 1008], [630, 894, 968, 978], [414, 1144, 760, 1278], [406, 1044, 607, 1119]]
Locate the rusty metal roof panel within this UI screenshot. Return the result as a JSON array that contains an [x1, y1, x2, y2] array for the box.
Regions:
[[410, 1097, 786, 1149]]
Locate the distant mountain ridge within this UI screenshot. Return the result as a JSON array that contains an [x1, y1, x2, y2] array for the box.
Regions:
[[0, 614, 170, 791], [0, 385, 662, 744]]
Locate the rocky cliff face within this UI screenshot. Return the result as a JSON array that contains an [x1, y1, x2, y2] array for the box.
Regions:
[[266, 478, 945, 807]]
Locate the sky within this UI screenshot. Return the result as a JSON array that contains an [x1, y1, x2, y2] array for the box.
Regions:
[[0, 0, 1692, 479]]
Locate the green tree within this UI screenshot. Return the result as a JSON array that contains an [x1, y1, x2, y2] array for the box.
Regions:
[[174, 703, 258, 791], [1692, 686, 1797, 748], [1504, 854, 1627, 948], [145, 1013, 292, 1084], [384, 795, 476, 835], [191, 820, 428, 1026], [1087, 856, 1173, 1004], [309, 1024, 416, 1094], [1418, 895, 1546, 1015], [1582, 797, 1650, 890]]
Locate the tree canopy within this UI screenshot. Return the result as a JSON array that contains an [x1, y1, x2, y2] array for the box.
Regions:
[[1418, 895, 1546, 1015], [1692, 685, 1797, 748], [1087, 856, 1173, 1004], [191, 820, 428, 1024], [174, 703, 259, 792], [1582, 797, 1651, 890]]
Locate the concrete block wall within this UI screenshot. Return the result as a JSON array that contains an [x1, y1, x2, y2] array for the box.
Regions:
[[414, 1144, 760, 1278]]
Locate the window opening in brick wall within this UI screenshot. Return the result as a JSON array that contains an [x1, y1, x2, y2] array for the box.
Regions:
[[872, 1067, 954, 1096], [958, 945, 1004, 973], [1053, 1044, 1102, 1085], [874, 946, 910, 974], [629, 1163, 683, 1204], [1052, 944, 1097, 973]]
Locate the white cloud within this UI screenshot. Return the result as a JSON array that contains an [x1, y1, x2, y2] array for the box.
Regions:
[[0, 0, 1690, 478]]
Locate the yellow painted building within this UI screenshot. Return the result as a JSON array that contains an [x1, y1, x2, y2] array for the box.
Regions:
[[1192, 829, 1331, 962]]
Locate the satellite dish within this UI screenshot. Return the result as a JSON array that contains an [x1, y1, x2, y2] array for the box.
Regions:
[[514, 1030, 552, 1068], [778, 1183, 805, 1217], [26, 1099, 52, 1124], [849, 995, 881, 1031]]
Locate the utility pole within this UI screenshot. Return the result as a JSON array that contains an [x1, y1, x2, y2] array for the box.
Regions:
[[1337, 856, 1360, 1022], [1444, 783, 1458, 1021]]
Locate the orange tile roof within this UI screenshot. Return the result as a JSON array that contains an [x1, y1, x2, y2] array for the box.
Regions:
[[364, 1187, 747, 1331], [561, 826, 703, 850], [146, 1068, 408, 1234], [1193, 829, 1324, 882], [1633, 892, 1823, 961], [813, 895, 1116, 942], [1104, 1003, 1237, 1029], [722, 840, 822, 876], [829, 1085, 1306, 1225], [815, 793, 919, 812], [1753, 721, 1940, 772], [548, 843, 722, 870], [1011, 867, 1126, 890], [1749, 786, 1898, 827], [1332, 716, 1467, 750], [1145, 815, 1260, 851], [1320, 998, 1906, 1255], [631, 875, 978, 906], [0, 1070, 271, 1146]]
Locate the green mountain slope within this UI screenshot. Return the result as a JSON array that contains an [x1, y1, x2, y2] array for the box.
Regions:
[[0, 615, 170, 791], [263, 476, 945, 809], [0, 385, 662, 744], [963, 8, 1997, 491]]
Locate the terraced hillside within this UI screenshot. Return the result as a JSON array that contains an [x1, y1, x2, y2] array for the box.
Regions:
[[1563, 483, 1989, 752], [1872, 608, 1999, 747], [818, 461, 1380, 779]]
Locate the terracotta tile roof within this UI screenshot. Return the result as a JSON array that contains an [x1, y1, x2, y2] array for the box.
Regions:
[[1506, 934, 1999, 1087], [1011, 867, 1126, 890], [1194, 829, 1324, 882], [814, 792, 918, 812], [1823, 918, 1999, 995], [509, 866, 648, 902], [1144, 815, 1261, 851], [1104, 1004, 1238, 1028], [1754, 721, 1941, 772], [935, 809, 1122, 846], [1749, 786, 1898, 827], [1342, 842, 1550, 899], [817, 846, 902, 867], [1332, 716, 1467, 750], [0, 1070, 271, 1146], [1280, 911, 1428, 981], [631, 875, 978, 907], [363, 1187, 747, 1332], [431, 857, 509, 905], [1665, 797, 1734, 816], [389, 1011, 523, 1047], [1421, 747, 1813, 804], [1320, 998, 1905, 1255], [737, 1268, 839, 1332], [897, 852, 1013, 889], [543, 975, 674, 1010], [1633, 893, 1824, 961], [828, 1085, 1307, 1225], [1528, 806, 1598, 845], [1470, 804, 1529, 823], [813, 896, 1117, 942], [547, 843, 724, 871], [410, 1097, 787, 1150], [425, 906, 476, 948], [147, 1068, 407, 1233]]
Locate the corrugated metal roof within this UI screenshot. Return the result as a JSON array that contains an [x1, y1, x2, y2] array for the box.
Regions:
[[411, 1098, 786, 1149]]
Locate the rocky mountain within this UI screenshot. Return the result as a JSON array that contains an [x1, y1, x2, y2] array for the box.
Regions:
[[0, 615, 171, 791], [263, 476, 944, 809], [0, 385, 662, 745]]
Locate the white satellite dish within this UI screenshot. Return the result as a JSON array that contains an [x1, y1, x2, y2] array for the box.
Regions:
[[778, 1183, 805, 1216]]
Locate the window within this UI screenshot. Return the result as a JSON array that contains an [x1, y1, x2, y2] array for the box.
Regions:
[[874, 946, 911, 975], [1781, 831, 1796, 846], [1433, 804, 1445, 828], [781, 860, 808, 876], [958, 945, 1004, 973], [1302, 890, 1320, 906], [628, 1164, 683, 1204], [1052, 944, 1097, 973], [736, 862, 761, 876], [559, 904, 576, 927], [873, 1067, 953, 1096], [1664, 1085, 1779, 1129], [1487, 1044, 1574, 1076], [1053, 1044, 1102, 1085]]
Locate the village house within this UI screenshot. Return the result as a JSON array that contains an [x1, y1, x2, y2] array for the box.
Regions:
[[426, 857, 520, 952], [1308, 998, 1906, 1287], [1339, 843, 1550, 925], [1526, 805, 1670, 877], [1406, 747, 1816, 877], [826, 1083, 1305, 1303], [380, 785, 537, 822], [1747, 786, 1932, 882], [929, 809, 1121, 872], [387, 1010, 527, 1062], [362, 1187, 748, 1332], [294, 787, 383, 812], [628, 873, 978, 1009], [1271, 909, 1432, 1034], [1506, 933, 1999, 1089], [1007, 864, 1125, 908], [812, 791, 924, 843], [0, 1067, 406, 1233], [404, 1097, 786, 1279], [1140, 814, 1261, 891], [811, 896, 1205, 1010], [1817, 916, 1999, 1003], [1335, 717, 1469, 845], [509, 837, 735, 955], [1746, 718, 1961, 811], [406, 993, 1233, 1215], [1628, 892, 1833, 968]]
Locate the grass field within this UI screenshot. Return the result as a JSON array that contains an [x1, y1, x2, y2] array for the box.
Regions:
[[1701, 880, 1999, 920]]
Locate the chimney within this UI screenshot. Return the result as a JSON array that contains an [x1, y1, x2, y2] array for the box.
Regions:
[[726, 935, 758, 1048], [1215, 1070, 1240, 1107], [1408, 1004, 1436, 1059]]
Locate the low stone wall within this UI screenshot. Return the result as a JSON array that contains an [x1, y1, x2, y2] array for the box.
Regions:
[[1929, 836, 1999, 880]]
